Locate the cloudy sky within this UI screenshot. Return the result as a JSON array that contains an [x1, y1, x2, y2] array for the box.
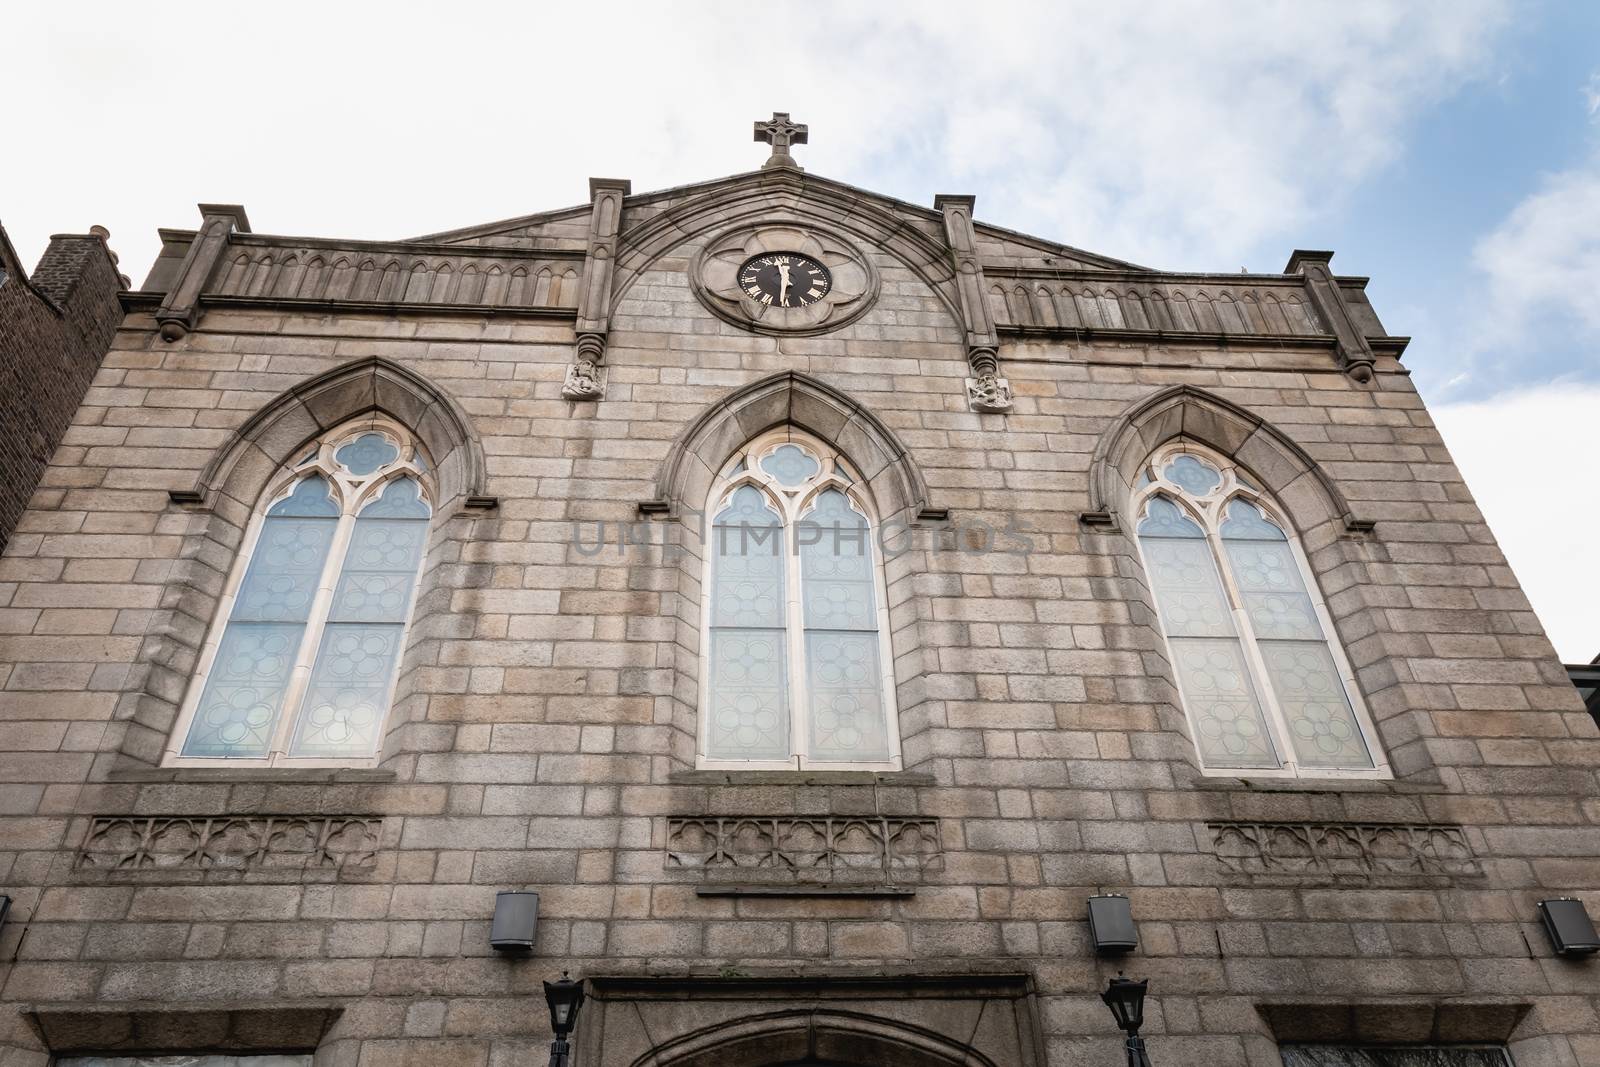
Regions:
[[4, 1, 1598, 657]]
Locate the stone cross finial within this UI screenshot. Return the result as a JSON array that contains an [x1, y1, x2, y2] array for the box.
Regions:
[[754, 112, 808, 170]]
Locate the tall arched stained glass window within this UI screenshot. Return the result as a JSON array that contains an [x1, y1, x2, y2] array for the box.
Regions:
[[1132, 443, 1388, 778], [168, 421, 432, 766], [701, 430, 901, 769]]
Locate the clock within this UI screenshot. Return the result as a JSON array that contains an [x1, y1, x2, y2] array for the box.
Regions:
[[737, 253, 832, 308], [692, 224, 877, 335]]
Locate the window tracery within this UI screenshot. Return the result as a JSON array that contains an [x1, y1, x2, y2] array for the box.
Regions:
[[1132, 443, 1387, 778], [167, 420, 432, 766], [701, 429, 900, 769]]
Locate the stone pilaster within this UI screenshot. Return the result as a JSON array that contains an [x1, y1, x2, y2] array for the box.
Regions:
[[563, 178, 630, 401], [154, 203, 250, 342], [935, 194, 1011, 413], [1285, 249, 1377, 383]]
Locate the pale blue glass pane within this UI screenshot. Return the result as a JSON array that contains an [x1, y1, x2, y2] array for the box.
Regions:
[[335, 432, 399, 475], [231, 517, 336, 623], [706, 628, 789, 760], [1260, 641, 1373, 769], [715, 485, 781, 528], [1169, 636, 1280, 769], [1223, 536, 1323, 640], [712, 486, 784, 629], [1140, 536, 1234, 638], [1221, 498, 1286, 540], [267, 475, 339, 518], [1137, 496, 1204, 538], [329, 571, 419, 624], [289, 622, 402, 757], [183, 622, 302, 757], [359, 477, 430, 519], [801, 490, 876, 630], [1162, 454, 1222, 496], [712, 542, 784, 628], [759, 443, 821, 486], [342, 518, 428, 572], [805, 630, 889, 762], [330, 519, 429, 624]]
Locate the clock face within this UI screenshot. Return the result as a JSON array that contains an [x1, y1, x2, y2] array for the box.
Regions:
[[737, 252, 832, 309]]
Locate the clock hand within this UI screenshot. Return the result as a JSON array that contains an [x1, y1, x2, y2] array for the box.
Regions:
[[777, 263, 792, 305]]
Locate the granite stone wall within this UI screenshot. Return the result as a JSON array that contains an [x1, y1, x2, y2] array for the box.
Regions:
[[0, 186, 1595, 1067]]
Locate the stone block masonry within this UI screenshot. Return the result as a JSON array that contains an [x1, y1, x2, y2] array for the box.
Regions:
[[0, 168, 1595, 1067], [0, 222, 126, 555]]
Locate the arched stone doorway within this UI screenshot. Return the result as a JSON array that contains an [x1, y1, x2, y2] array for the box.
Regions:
[[576, 975, 1042, 1067]]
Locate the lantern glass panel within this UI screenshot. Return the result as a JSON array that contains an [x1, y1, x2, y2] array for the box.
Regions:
[[1101, 977, 1148, 1033]]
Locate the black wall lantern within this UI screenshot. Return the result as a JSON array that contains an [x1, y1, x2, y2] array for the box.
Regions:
[[1088, 894, 1138, 955], [543, 971, 586, 1067], [1537, 898, 1600, 957], [1101, 976, 1153, 1067], [490, 890, 540, 955]]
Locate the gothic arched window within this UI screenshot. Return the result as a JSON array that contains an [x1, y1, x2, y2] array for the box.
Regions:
[[700, 429, 901, 769], [166, 420, 433, 766], [1132, 444, 1388, 778]]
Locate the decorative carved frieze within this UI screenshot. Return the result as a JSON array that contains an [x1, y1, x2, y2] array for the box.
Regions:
[[207, 240, 583, 311], [988, 271, 1329, 339], [666, 816, 942, 885], [77, 815, 381, 874], [1207, 821, 1480, 880]]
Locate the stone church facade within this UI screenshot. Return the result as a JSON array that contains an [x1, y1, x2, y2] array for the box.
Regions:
[[1, 118, 1596, 1066]]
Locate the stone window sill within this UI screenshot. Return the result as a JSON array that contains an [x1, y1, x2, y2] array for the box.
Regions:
[[668, 770, 935, 786], [1192, 774, 1447, 795], [694, 884, 916, 897], [107, 767, 398, 784]]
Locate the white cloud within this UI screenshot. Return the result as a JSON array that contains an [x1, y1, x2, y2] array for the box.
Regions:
[[1471, 160, 1600, 342], [1433, 385, 1600, 662], [1434, 73, 1600, 398], [0, 0, 1508, 283]]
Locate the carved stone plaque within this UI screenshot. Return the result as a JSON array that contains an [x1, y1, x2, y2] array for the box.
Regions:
[[77, 815, 381, 879], [666, 815, 942, 885], [692, 224, 877, 335], [1207, 821, 1480, 882]]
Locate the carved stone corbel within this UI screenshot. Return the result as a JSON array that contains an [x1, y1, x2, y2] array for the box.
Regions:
[[154, 204, 250, 342], [562, 332, 608, 400], [935, 194, 1011, 413], [1284, 249, 1377, 383], [963, 345, 1013, 414], [562, 178, 629, 402]]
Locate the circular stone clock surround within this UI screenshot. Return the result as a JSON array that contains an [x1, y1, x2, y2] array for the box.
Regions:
[[691, 223, 878, 335]]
